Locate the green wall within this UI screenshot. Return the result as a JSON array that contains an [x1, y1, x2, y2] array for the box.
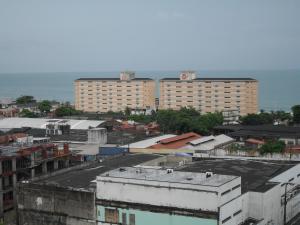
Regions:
[[97, 205, 217, 225]]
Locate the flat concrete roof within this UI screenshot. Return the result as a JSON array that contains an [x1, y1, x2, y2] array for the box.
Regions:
[[178, 159, 298, 193], [101, 167, 238, 187], [35, 154, 161, 189]]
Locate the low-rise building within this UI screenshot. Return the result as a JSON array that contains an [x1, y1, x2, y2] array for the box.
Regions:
[[96, 167, 241, 225], [96, 159, 300, 225], [17, 154, 161, 225]]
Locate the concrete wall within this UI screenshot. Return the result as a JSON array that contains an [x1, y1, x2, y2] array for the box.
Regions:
[[18, 183, 96, 225], [194, 150, 300, 161], [219, 196, 243, 225], [97, 175, 240, 213], [88, 128, 107, 145]]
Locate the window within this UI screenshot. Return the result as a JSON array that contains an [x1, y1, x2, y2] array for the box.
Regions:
[[221, 189, 231, 196], [233, 210, 242, 217], [129, 214, 135, 225], [105, 208, 119, 223], [232, 184, 241, 190], [122, 213, 127, 225], [222, 216, 231, 224]]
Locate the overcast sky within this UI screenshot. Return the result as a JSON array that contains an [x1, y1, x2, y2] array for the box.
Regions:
[[0, 0, 299, 73]]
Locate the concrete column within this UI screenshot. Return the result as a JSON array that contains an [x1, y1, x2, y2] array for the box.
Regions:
[[13, 174, 17, 187], [12, 158, 16, 172], [54, 160, 58, 170], [64, 159, 69, 168], [31, 153, 35, 178], [0, 192, 3, 220], [0, 161, 2, 176], [42, 162, 47, 174], [31, 168, 35, 179], [30, 153, 35, 167]]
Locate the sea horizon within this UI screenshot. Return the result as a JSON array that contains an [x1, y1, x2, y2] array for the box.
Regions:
[[0, 69, 299, 112]]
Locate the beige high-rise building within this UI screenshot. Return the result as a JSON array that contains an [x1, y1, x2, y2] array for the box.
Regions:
[[159, 71, 258, 116], [75, 72, 155, 113]]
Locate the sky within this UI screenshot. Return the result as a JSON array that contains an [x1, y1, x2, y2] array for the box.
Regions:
[[0, 0, 299, 73]]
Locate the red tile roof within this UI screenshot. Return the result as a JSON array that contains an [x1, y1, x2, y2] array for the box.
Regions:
[[245, 138, 265, 145], [150, 132, 201, 149]]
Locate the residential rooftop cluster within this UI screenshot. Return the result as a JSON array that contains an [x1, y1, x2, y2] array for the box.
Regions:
[[0, 115, 299, 225]]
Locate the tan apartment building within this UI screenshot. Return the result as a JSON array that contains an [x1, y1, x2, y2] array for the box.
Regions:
[[159, 71, 258, 116], [75, 72, 155, 113]]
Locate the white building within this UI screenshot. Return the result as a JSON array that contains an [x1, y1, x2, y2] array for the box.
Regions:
[[96, 159, 300, 225], [96, 167, 242, 225]]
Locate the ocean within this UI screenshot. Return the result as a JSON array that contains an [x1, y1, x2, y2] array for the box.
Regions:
[[0, 70, 299, 112]]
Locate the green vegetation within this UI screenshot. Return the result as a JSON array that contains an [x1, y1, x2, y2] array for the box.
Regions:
[[292, 105, 300, 124], [19, 109, 38, 118], [38, 100, 52, 113], [55, 105, 82, 117], [240, 110, 292, 125], [16, 95, 36, 105], [129, 107, 223, 135], [259, 140, 286, 154]]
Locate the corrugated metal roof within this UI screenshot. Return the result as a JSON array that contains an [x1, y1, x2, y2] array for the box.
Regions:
[[0, 118, 105, 130], [184, 134, 234, 151], [122, 134, 176, 148], [151, 132, 201, 149]]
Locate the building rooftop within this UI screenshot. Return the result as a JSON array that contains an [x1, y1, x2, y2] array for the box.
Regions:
[[151, 132, 201, 149], [121, 134, 176, 148], [0, 118, 105, 131], [160, 78, 257, 81], [75, 78, 153, 81], [185, 134, 234, 151], [35, 154, 161, 189], [214, 125, 300, 138], [101, 167, 238, 187], [178, 159, 298, 193]]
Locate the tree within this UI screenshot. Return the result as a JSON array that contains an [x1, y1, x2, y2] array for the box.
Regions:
[[55, 106, 81, 117], [16, 95, 36, 105], [19, 109, 37, 118], [124, 107, 131, 117], [240, 113, 273, 125], [292, 105, 300, 124], [155, 107, 223, 135], [38, 100, 52, 114], [260, 140, 286, 154]]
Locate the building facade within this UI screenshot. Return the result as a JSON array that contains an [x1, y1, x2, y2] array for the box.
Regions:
[[96, 167, 243, 225], [159, 71, 258, 116], [74, 72, 155, 113]]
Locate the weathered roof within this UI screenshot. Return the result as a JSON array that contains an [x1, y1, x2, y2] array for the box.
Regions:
[[151, 132, 201, 149], [214, 125, 300, 138], [0, 118, 105, 131], [36, 154, 161, 189], [179, 159, 298, 193], [101, 167, 238, 187], [122, 134, 176, 148], [185, 134, 234, 151]]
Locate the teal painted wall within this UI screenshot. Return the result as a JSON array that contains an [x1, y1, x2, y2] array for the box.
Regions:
[[97, 205, 217, 225]]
